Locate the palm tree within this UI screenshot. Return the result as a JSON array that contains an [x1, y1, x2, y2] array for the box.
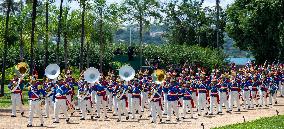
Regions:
[[1, 0, 12, 96]]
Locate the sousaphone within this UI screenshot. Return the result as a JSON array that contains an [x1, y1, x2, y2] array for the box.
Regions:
[[84, 67, 100, 83], [45, 64, 60, 79], [119, 65, 135, 81]]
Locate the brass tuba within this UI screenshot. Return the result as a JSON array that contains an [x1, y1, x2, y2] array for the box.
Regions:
[[15, 62, 29, 77], [152, 69, 166, 84]]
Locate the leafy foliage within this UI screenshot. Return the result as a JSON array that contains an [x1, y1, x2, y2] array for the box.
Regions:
[[163, 0, 226, 48], [0, 43, 225, 79], [226, 0, 284, 64]]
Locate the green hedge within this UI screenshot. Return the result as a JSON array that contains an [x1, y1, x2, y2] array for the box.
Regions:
[[0, 43, 226, 81]]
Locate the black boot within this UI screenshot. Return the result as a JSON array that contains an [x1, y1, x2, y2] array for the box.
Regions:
[[66, 118, 70, 123], [27, 124, 32, 127]]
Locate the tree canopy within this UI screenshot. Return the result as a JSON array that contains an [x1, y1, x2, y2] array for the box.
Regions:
[[226, 0, 284, 64]]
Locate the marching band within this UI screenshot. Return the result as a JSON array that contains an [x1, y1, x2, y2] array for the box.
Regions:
[[8, 61, 284, 127]]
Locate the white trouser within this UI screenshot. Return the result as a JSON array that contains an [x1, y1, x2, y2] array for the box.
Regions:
[[66, 95, 74, 109], [229, 91, 240, 110], [259, 90, 268, 106], [250, 91, 258, 107], [219, 92, 229, 112], [96, 95, 106, 118], [163, 93, 168, 114], [107, 92, 113, 110], [54, 99, 69, 122], [209, 96, 220, 114], [243, 90, 250, 109], [151, 101, 162, 122], [11, 93, 23, 116], [118, 99, 129, 120], [148, 101, 153, 115], [141, 92, 148, 111], [182, 100, 193, 118], [167, 100, 179, 121], [280, 82, 284, 96], [28, 100, 43, 125], [198, 93, 208, 114], [113, 97, 118, 115], [192, 92, 197, 107], [44, 96, 54, 117], [269, 93, 277, 105], [127, 93, 132, 112], [80, 99, 87, 119], [131, 97, 141, 119]]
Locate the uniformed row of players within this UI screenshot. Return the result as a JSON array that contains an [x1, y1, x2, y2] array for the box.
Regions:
[[8, 63, 284, 127]]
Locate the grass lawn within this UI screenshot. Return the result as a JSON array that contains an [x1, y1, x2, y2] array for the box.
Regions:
[[213, 115, 284, 129]]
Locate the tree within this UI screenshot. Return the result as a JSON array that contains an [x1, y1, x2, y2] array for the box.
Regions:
[[91, 0, 123, 72], [63, 3, 70, 71], [44, 0, 50, 68], [19, 0, 24, 61], [78, 0, 86, 72], [29, 0, 37, 74], [56, 0, 63, 65], [163, 0, 226, 48], [226, 0, 284, 63], [1, 0, 11, 96], [123, 0, 161, 67]]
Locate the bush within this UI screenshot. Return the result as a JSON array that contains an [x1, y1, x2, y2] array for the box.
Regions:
[[0, 43, 226, 80]]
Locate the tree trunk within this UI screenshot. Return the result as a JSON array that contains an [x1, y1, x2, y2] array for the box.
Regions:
[[19, 0, 24, 61], [44, 0, 49, 68], [79, 0, 86, 72], [86, 42, 90, 68], [1, 0, 11, 96], [139, 15, 143, 67], [30, 0, 37, 75], [63, 8, 68, 72], [216, 0, 220, 48], [56, 0, 63, 65], [99, 7, 103, 72]]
